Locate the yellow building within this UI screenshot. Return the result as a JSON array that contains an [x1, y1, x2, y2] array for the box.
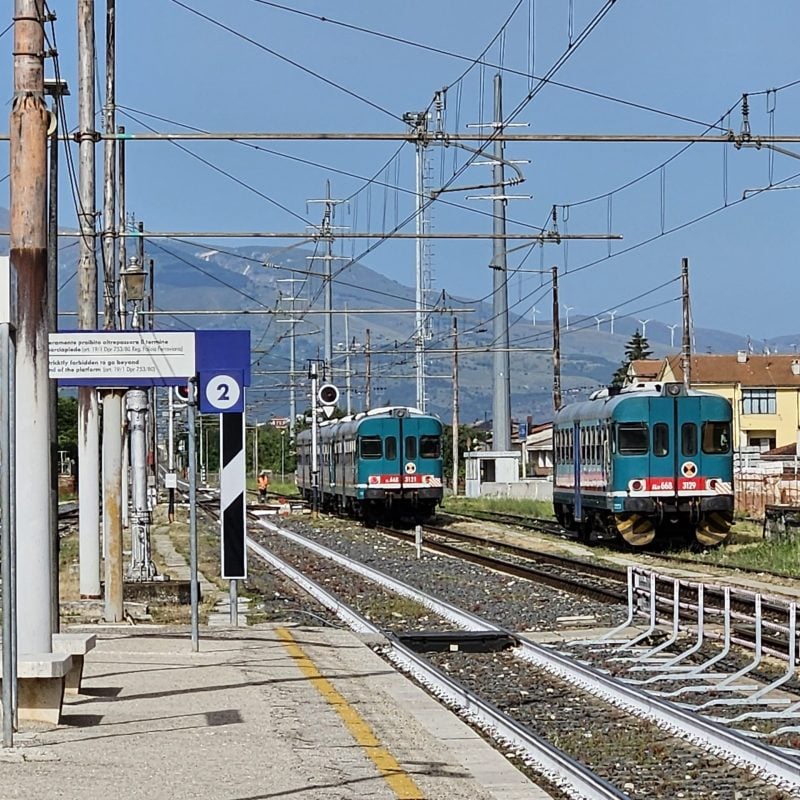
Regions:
[[658, 353, 800, 451]]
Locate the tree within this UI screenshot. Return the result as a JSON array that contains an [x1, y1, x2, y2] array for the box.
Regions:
[[611, 329, 653, 387], [56, 395, 79, 464]]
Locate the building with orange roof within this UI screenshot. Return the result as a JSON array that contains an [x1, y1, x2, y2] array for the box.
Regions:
[[659, 352, 800, 452]]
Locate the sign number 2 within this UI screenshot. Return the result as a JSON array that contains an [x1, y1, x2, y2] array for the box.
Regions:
[[205, 374, 241, 411]]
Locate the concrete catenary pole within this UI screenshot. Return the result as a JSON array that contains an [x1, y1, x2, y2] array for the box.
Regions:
[[552, 266, 562, 412], [344, 304, 352, 414], [492, 73, 511, 451], [45, 79, 68, 633], [310, 361, 319, 517], [11, 0, 53, 652], [101, 0, 124, 622], [681, 257, 691, 391], [414, 125, 427, 412], [365, 328, 372, 411], [76, 0, 100, 600], [126, 388, 154, 580], [323, 181, 333, 380], [451, 315, 459, 496]]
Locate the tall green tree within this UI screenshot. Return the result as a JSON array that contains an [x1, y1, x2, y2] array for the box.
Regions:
[[611, 329, 653, 386]]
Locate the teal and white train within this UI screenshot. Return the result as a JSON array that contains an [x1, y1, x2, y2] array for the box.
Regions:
[[296, 406, 443, 525], [553, 382, 734, 548]]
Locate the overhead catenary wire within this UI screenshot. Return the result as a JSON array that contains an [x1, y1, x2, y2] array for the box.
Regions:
[[250, 0, 733, 132]]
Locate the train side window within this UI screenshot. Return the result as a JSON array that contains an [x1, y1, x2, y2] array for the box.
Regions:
[[405, 436, 417, 460], [420, 436, 440, 458], [385, 436, 397, 460], [360, 436, 382, 459], [653, 423, 669, 456], [702, 421, 730, 454], [681, 423, 698, 456], [617, 423, 648, 455]]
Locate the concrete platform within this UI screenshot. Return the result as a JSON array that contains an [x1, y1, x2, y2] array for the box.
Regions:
[[0, 626, 551, 799]]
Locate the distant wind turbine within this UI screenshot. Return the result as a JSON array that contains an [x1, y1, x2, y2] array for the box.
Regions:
[[609, 309, 618, 335], [667, 323, 679, 348], [563, 304, 574, 330], [594, 315, 605, 332], [637, 319, 651, 338]]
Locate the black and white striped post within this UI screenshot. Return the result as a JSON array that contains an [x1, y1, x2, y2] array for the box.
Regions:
[[220, 411, 246, 624]]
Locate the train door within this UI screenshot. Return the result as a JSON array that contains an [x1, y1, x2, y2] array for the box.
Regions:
[[647, 397, 675, 491], [385, 419, 401, 490], [675, 397, 701, 506]]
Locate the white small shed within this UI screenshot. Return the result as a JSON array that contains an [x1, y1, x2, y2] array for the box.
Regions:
[[464, 450, 520, 498]]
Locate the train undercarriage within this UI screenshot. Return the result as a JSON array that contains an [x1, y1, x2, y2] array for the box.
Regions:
[[554, 497, 734, 549], [301, 487, 440, 527]]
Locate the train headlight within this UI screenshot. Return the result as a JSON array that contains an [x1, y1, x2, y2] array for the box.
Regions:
[[708, 478, 718, 490], [665, 382, 682, 397], [629, 479, 644, 492]]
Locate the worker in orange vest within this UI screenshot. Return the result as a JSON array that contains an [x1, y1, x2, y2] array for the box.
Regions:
[[257, 470, 269, 502]]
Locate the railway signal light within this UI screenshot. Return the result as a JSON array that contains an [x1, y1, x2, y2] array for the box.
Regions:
[[173, 383, 196, 405], [318, 383, 339, 418]]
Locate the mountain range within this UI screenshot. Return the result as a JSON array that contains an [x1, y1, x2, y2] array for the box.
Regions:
[[0, 208, 777, 424]]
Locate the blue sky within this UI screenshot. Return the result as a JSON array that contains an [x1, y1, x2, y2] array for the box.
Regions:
[[3, 1, 800, 342]]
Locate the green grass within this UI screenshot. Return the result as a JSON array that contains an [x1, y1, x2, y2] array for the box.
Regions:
[[441, 496, 554, 519], [684, 535, 800, 574]]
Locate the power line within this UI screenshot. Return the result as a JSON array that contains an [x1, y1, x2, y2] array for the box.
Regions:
[[251, 0, 729, 132], [167, 0, 406, 123]]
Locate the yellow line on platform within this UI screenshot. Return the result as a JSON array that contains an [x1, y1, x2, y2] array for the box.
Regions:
[[277, 627, 424, 799]]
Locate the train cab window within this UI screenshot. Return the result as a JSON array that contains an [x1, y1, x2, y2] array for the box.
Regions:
[[385, 436, 397, 460], [360, 436, 382, 459], [653, 423, 669, 457], [420, 435, 440, 458], [405, 436, 417, 460], [617, 423, 648, 455], [702, 421, 730, 454], [681, 423, 698, 456]]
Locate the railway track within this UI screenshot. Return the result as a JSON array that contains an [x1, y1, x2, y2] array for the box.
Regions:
[[377, 523, 627, 604], [247, 516, 800, 798]]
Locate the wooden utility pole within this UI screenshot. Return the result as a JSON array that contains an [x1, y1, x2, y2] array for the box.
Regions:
[[11, 0, 53, 652], [681, 257, 691, 391], [365, 328, 372, 410], [451, 315, 459, 496], [552, 266, 562, 412]]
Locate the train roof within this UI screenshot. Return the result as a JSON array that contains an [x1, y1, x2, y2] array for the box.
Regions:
[[318, 405, 438, 428], [554, 382, 730, 424]]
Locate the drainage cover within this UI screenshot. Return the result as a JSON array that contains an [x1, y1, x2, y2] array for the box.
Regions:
[[394, 631, 518, 653]]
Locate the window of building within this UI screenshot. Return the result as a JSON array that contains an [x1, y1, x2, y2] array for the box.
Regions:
[[617, 423, 648, 455], [742, 389, 776, 415], [748, 435, 776, 452]]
